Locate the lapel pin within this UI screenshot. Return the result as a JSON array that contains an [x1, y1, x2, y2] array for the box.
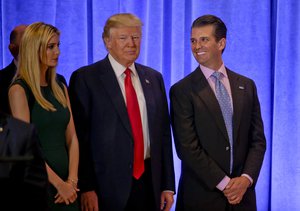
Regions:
[[238, 86, 244, 90], [145, 79, 150, 84], [0, 127, 3, 132]]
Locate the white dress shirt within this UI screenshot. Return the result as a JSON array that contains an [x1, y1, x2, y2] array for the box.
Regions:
[[108, 54, 150, 159]]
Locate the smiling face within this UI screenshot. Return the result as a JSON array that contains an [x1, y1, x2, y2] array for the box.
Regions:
[[105, 26, 141, 67], [43, 33, 60, 68], [191, 25, 225, 70]]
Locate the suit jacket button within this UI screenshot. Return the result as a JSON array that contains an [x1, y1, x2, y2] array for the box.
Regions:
[[226, 146, 230, 151]]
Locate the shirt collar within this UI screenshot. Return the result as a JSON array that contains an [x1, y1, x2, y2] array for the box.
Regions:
[[13, 59, 18, 67], [108, 54, 137, 77], [200, 63, 228, 79]]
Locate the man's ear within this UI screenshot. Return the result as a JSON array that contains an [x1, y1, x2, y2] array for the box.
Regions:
[[104, 37, 111, 49], [9, 43, 18, 58], [218, 38, 226, 51]]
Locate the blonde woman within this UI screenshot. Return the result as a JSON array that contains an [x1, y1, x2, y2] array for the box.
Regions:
[[9, 22, 79, 211]]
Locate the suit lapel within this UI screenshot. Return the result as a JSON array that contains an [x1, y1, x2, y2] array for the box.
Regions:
[[227, 69, 245, 143], [136, 65, 155, 107], [97, 57, 132, 137], [192, 67, 229, 141], [135, 65, 156, 131]]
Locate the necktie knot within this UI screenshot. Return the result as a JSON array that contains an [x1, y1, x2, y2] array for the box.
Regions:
[[212, 71, 222, 80], [124, 68, 131, 77]]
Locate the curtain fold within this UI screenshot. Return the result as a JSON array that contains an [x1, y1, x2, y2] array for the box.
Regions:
[[1, 0, 299, 210], [271, 0, 300, 210]]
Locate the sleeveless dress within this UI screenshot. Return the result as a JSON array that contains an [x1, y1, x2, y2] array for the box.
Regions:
[[13, 79, 79, 211]]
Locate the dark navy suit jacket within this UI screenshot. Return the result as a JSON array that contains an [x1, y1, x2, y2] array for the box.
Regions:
[[69, 56, 175, 211]]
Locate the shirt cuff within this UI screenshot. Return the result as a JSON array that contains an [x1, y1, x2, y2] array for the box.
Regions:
[[216, 175, 231, 191], [162, 190, 174, 194], [241, 173, 253, 187]]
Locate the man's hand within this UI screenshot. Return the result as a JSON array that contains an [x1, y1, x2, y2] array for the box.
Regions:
[[160, 191, 174, 211], [81, 191, 99, 211], [223, 176, 250, 204]]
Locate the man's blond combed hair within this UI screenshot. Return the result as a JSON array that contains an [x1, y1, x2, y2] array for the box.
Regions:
[[17, 22, 67, 111], [102, 13, 143, 40]]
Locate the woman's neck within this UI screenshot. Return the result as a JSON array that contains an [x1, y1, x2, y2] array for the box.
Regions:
[[40, 67, 48, 86]]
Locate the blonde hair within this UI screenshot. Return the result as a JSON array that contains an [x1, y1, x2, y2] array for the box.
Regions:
[[102, 13, 143, 40], [17, 22, 67, 111]]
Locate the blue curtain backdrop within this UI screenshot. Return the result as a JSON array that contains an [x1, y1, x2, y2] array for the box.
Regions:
[[1, 0, 299, 210]]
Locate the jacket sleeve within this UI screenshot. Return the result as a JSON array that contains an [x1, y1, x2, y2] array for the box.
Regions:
[[69, 70, 97, 192]]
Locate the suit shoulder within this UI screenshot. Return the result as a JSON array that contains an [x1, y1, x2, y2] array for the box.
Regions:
[[227, 68, 256, 84], [0, 66, 9, 73], [75, 60, 102, 73], [73, 59, 107, 74], [136, 63, 161, 75], [0, 61, 14, 71], [171, 70, 196, 91], [135, 63, 165, 85], [0, 62, 15, 79], [70, 59, 106, 79]]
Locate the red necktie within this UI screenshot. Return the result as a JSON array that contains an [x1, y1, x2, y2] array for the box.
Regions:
[[124, 68, 144, 179]]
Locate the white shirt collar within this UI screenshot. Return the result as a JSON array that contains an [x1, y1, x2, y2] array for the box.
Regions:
[[108, 54, 137, 77], [13, 59, 18, 67]]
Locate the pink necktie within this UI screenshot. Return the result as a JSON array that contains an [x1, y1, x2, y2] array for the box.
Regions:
[[124, 68, 144, 179]]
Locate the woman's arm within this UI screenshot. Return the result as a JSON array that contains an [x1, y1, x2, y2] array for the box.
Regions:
[[9, 84, 30, 122], [63, 85, 80, 188], [45, 163, 77, 204]]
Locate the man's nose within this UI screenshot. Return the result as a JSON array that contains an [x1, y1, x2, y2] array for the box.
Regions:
[[127, 36, 135, 46], [195, 40, 203, 49]]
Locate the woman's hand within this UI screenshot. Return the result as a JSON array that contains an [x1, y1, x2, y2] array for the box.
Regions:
[[54, 181, 78, 204]]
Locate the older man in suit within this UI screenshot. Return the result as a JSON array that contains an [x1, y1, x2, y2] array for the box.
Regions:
[[170, 15, 266, 211], [69, 13, 175, 211], [0, 24, 67, 114], [0, 25, 27, 114]]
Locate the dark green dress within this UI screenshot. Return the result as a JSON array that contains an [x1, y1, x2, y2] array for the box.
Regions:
[[14, 79, 79, 211]]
